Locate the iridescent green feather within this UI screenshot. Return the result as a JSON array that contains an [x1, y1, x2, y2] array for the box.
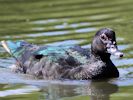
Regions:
[[3, 41, 89, 64]]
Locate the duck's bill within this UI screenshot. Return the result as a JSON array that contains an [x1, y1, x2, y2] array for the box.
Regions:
[[107, 48, 124, 58]]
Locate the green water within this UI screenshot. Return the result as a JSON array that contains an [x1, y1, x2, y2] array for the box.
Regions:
[[0, 0, 133, 100]]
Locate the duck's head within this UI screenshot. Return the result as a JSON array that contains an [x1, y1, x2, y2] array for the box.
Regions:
[[91, 28, 123, 58]]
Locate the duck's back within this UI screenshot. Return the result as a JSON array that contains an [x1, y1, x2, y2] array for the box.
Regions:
[[2, 41, 91, 79], [34, 45, 90, 64]]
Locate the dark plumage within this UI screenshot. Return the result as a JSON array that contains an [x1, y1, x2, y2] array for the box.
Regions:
[[1, 28, 123, 80]]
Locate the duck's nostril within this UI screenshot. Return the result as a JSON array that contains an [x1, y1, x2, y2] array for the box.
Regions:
[[119, 53, 124, 57]]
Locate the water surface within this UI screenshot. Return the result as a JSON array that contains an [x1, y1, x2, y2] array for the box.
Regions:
[[0, 0, 133, 100]]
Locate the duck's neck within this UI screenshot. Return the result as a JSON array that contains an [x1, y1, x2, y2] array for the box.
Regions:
[[90, 51, 119, 78], [91, 51, 111, 63]]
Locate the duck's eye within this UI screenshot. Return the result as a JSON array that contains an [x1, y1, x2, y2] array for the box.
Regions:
[[100, 34, 108, 42]]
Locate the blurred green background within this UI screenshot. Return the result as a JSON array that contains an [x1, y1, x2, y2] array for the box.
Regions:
[[0, 0, 133, 100]]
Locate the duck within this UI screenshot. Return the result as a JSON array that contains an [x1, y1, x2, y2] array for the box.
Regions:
[[1, 28, 123, 80]]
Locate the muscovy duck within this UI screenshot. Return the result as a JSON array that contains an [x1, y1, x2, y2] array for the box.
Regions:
[[1, 28, 123, 80]]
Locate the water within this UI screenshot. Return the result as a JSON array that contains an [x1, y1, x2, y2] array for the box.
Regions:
[[0, 0, 133, 100]]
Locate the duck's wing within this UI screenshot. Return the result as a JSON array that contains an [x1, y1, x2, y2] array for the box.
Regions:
[[33, 45, 90, 66], [1, 40, 90, 66], [1, 40, 70, 62], [1, 40, 32, 57], [67, 46, 90, 64], [1, 40, 39, 64]]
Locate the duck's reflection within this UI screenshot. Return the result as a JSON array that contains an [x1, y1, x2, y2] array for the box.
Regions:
[[40, 80, 118, 100], [77, 81, 118, 100]]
